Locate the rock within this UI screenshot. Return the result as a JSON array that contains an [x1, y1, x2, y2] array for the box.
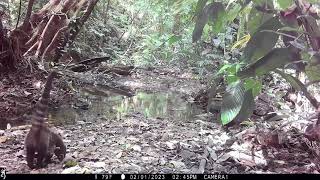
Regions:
[[169, 161, 186, 169], [62, 166, 82, 174], [93, 162, 106, 168], [63, 155, 78, 168], [132, 145, 142, 152], [165, 142, 176, 150], [159, 157, 166, 165], [141, 156, 157, 164], [116, 152, 123, 159], [62, 166, 93, 174], [16, 150, 24, 158], [0, 136, 8, 143]]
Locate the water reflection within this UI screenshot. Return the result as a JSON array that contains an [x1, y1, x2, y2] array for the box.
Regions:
[[50, 88, 203, 125]]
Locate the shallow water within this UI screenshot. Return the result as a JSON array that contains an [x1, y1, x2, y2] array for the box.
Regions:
[[49, 86, 204, 125]]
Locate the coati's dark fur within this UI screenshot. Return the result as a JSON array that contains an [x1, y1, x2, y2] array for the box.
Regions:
[[25, 71, 66, 169]]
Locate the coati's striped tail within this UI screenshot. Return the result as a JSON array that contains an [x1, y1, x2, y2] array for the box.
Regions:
[[31, 71, 57, 126]]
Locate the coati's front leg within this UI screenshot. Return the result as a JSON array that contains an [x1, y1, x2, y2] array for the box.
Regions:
[[45, 131, 66, 163], [26, 145, 36, 169], [52, 132, 66, 161], [36, 141, 50, 168]]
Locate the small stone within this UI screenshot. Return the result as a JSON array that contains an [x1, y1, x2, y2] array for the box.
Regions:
[[93, 162, 106, 168], [62, 166, 82, 174], [165, 142, 176, 150], [16, 150, 24, 158], [169, 161, 186, 169], [116, 152, 123, 158], [132, 145, 142, 152], [159, 157, 166, 165]]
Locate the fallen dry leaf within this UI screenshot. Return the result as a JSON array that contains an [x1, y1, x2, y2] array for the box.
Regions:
[[0, 136, 7, 143]]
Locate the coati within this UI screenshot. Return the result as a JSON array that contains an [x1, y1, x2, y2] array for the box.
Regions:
[[25, 71, 66, 169]]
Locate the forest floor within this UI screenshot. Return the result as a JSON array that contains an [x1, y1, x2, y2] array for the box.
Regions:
[[0, 66, 320, 173]]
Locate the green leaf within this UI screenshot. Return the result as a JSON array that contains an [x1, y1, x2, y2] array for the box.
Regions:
[[226, 3, 242, 23], [226, 75, 239, 84], [247, 3, 273, 34], [244, 78, 262, 97], [274, 0, 293, 10], [308, 0, 320, 3], [220, 81, 255, 125], [218, 64, 233, 74], [167, 35, 182, 45], [238, 48, 294, 78], [209, 8, 227, 35], [243, 16, 283, 63], [306, 63, 320, 82]]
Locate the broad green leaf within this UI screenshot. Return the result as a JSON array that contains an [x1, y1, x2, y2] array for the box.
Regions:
[[274, 0, 293, 10], [226, 75, 239, 84], [220, 81, 255, 125], [306, 63, 320, 82], [217, 64, 233, 74], [243, 17, 283, 63], [252, 0, 273, 5], [247, 1, 273, 34], [233, 89, 255, 124], [167, 35, 182, 45], [208, 2, 227, 35], [244, 78, 262, 97], [211, 3, 241, 36], [308, 0, 320, 3], [226, 3, 242, 22], [238, 48, 294, 78]]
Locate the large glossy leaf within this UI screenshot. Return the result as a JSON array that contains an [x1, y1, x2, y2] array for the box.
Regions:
[[306, 63, 320, 82], [167, 35, 182, 45], [238, 48, 294, 78], [248, 0, 275, 34], [247, 8, 273, 35], [192, 2, 225, 42], [308, 0, 320, 3], [274, 0, 293, 10], [243, 16, 283, 63], [220, 81, 255, 125]]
